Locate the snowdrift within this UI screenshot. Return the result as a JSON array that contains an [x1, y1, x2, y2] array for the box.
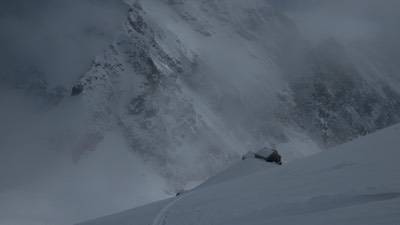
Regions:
[[77, 124, 400, 225]]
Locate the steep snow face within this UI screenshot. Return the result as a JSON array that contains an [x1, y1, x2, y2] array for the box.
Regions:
[[287, 40, 400, 145], [2, 0, 400, 224], [78, 123, 400, 225], [70, 0, 307, 189], [270, 0, 400, 146], [72, 0, 400, 185], [72, 2, 243, 189]]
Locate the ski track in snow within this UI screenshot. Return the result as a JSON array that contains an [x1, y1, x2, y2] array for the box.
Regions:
[[151, 193, 187, 225], [76, 124, 400, 225]]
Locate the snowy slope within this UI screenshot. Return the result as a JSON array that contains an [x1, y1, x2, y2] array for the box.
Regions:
[[69, 0, 400, 191], [78, 123, 400, 225], [2, 0, 400, 224]]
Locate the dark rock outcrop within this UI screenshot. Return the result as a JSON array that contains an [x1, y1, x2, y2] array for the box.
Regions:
[[71, 84, 84, 96]]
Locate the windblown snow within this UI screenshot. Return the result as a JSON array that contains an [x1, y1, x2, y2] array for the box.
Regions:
[[1, 0, 400, 224], [78, 123, 400, 225]]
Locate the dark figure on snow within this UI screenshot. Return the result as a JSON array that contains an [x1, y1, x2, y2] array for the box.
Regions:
[[265, 150, 282, 165], [253, 148, 282, 165]]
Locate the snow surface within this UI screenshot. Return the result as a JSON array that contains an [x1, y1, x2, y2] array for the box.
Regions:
[[78, 124, 400, 225], [2, 0, 400, 224]]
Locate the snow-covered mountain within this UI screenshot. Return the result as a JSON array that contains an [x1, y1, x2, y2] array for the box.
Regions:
[[77, 123, 400, 225], [70, 0, 400, 185], [1, 0, 400, 224]]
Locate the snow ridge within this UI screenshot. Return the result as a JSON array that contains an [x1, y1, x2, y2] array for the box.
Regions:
[[77, 123, 400, 225]]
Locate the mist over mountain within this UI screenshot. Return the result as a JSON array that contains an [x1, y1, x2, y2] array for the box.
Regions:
[[0, 0, 399, 224]]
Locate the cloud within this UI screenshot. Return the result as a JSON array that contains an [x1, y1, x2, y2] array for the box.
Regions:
[[0, 0, 128, 86]]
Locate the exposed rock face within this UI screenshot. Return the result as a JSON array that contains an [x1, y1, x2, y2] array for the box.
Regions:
[[288, 40, 400, 146], [2, 1, 400, 223], [5, 0, 399, 188], [74, 1, 238, 185], [70, 0, 400, 184], [71, 84, 84, 96]]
